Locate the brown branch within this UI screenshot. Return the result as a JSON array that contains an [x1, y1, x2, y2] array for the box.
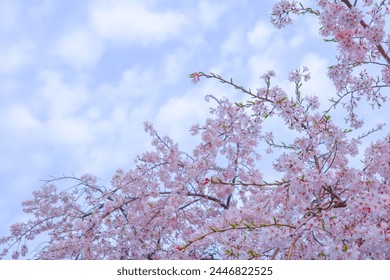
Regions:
[[212, 178, 288, 188], [159, 191, 229, 209], [188, 192, 228, 209], [182, 222, 296, 252]]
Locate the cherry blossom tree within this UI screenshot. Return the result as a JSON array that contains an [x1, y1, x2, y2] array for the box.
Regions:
[[1, 0, 389, 260]]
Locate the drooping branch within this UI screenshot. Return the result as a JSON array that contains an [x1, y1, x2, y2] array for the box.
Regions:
[[181, 221, 296, 253]]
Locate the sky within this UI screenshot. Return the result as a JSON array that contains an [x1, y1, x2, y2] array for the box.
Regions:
[[0, 0, 388, 247]]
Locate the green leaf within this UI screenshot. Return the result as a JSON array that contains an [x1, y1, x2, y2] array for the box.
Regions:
[[209, 226, 216, 232], [248, 249, 258, 257], [225, 249, 233, 255]]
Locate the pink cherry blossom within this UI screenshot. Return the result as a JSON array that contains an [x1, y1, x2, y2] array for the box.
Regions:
[[0, 0, 389, 260], [189, 72, 204, 84]]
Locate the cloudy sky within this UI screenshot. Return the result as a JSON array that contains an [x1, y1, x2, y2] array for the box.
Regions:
[[0, 0, 388, 243]]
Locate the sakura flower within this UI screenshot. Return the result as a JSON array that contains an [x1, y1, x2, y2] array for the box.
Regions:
[[189, 72, 204, 84], [271, 0, 299, 29], [288, 66, 311, 83], [260, 70, 276, 81]]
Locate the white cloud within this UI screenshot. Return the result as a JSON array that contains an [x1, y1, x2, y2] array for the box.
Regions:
[[1, 104, 41, 134], [46, 117, 92, 147], [89, 0, 186, 44], [197, 0, 228, 28], [0, 41, 33, 74], [155, 91, 209, 146], [117, 69, 154, 97], [28, 0, 55, 20], [96, 68, 156, 102], [299, 52, 333, 104], [153, 75, 250, 150], [247, 20, 275, 49], [221, 30, 245, 57], [302, 13, 322, 39], [289, 34, 305, 49], [0, 0, 19, 31], [247, 53, 279, 88], [246, 22, 292, 88], [35, 70, 89, 118], [56, 28, 104, 69], [74, 100, 156, 177], [163, 48, 191, 84]]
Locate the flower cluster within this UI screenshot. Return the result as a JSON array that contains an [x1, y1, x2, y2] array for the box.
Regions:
[[288, 66, 311, 83], [0, 0, 388, 260], [189, 72, 204, 84], [272, 0, 389, 128], [271, 0, 299, 29]]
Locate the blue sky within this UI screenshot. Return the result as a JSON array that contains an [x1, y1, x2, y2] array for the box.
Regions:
[[0, 0, 388, 244]]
